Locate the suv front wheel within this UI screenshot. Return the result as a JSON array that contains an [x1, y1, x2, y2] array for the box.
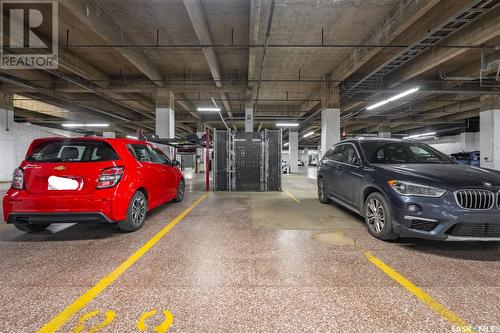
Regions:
[[364, 192, 398, 241]]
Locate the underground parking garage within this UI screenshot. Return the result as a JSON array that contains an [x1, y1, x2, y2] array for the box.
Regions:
[[0, 0, 500, 331]]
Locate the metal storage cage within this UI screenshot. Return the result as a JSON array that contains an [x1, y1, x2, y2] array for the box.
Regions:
[[213, 129, 282, 191], [213, 130, 231, 191]]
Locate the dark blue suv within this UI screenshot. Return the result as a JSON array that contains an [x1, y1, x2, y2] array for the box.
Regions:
[[317, 138, 500, 241]]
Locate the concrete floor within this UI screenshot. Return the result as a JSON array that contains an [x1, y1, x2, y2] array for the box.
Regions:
[[0, 169, 499, 332]]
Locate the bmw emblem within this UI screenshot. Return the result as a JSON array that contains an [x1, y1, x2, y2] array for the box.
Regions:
[[483, 182, 492, 187]]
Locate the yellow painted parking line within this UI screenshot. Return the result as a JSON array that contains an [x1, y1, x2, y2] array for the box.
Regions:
[[285, 191, 300, 203], [364, 252, 472, 330], [38, 193, 208, 333]]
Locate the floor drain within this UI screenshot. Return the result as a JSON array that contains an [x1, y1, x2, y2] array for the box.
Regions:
[[313, 230, 355, 246]]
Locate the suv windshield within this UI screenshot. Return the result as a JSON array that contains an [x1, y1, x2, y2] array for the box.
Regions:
[[360, 141, 453, 164], [27, 140, 119, 162]]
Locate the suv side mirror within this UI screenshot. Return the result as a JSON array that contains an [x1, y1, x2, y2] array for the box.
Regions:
[[172, 159, 180, 167]]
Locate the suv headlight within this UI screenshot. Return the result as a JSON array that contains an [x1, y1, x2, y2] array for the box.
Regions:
[[387, 180, 446, 197]]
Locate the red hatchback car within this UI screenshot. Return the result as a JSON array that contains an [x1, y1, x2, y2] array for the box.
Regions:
[[2, 137, 185, 232]]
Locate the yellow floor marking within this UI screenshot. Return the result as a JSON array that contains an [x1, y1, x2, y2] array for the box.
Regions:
[[137, 309, 174, 333], [365, 252, 473, 331], [285, 190, 300, 203], [38, 193, 208, 333], [72, 310, 115, 333]]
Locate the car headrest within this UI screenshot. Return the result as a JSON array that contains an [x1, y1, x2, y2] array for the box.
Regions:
[[60, 147, 79, 160]]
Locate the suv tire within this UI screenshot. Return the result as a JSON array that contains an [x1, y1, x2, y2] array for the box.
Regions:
[[364, 192, 398, 241]]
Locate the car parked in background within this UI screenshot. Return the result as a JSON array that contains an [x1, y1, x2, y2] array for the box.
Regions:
[[3, 137, 185, 232], [317, 138, 500, 241], [451, 151, 480, 167]]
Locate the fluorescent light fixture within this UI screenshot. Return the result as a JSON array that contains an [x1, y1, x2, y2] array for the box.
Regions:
[[403, 132, 436, 140], [197, 107, 221, 112], [283, 142, 289, 146], [62, 123, 109, 128], [276, 122, 299, 127], [366, 87, 420, 111], [126, 135, 138, 139], [303, 131, 314, 138]]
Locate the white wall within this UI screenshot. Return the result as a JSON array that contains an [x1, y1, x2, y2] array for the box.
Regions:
[[423, 132, 479, 155], [0, 110, 74, 181]]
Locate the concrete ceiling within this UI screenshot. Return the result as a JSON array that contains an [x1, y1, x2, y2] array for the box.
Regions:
[[0, 0, 499, 144]]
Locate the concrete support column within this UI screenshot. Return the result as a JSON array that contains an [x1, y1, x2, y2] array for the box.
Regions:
[[303, 148, 309, 165], [377, 123, 391, 138], [289, 130, 299, 173], [196, 123, 205, 173], [245, 102, 253, 133], [103, 131, 115, 138], [460, 132, 476, 152], [480, 95, 500, 169], [0, 91, 15, 181], [156, 90, 175, 139], [320, 81, 340, 159], [320, 108, 340, 158]]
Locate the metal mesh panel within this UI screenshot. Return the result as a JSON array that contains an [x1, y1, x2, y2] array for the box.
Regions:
[[180, 155, 194, 168], [265, 130, 282, 191], [212, 130, 282, 192], [234, 133, 263, 191], [213, 130, 230, 191]]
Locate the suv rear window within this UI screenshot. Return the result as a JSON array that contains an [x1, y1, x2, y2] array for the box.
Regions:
[[27, 140, 119, 162]]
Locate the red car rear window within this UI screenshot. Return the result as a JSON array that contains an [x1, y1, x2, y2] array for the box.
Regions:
[[27, 140, 119, 162]]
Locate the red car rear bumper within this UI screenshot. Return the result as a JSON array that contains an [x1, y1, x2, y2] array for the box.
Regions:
[[2, 187, 130, 223]]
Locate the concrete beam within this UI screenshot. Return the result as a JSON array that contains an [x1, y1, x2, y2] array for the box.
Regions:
[[248, 0, 262, 86], [329, 0, 440, 82], [182, 0, 222, 87], [388, 102, 479, 132], [441, 50, 500, 90], [175, 93, 201, 121], [182, 0, 235, 125], [60, 0, 164, 87], [387, 7, 500, 83], [58, 49, 109, 88]]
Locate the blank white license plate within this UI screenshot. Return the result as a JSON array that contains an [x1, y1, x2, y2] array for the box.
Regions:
[[48, 176, 80, 190]]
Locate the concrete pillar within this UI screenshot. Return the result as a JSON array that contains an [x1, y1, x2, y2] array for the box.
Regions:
[[378, 123, 391, 138], [289, 130, 298, 173], [0, 91, 15, 181], [245, 102, 253, 132], [320, 108, 340, 158], [103, 131, 115, 138], [460, 132, 476, 152], [196, 123, 205, 173], [480, 95, 500, 169], [156, 90, 175, 139], [320, 81, 340, 158]]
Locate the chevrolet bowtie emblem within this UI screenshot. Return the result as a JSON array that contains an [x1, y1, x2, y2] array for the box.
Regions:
[[54, 165, 66, 171]]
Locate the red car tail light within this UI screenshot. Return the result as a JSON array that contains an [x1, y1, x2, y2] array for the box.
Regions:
[[96, 166, 124, 189], [11, 168, 24, 190]]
